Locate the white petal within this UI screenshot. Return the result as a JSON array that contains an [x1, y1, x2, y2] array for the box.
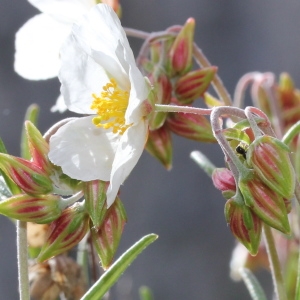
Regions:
[[126, 66, 150, 124], [50, 94, 67, 113], [59, 34, 109, 114], [106, 121, 148, 207], [28, 0, 95, 23], [72, 4, 133, 89], [14, 14, 70, 80], [48, 116, 121, 181]]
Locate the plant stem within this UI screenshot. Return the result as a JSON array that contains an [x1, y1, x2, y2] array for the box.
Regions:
[[154, 104, 212, 115], [263, 224, 287, 300], [17, 220, 29, 300], [193, 43, 232, 106]]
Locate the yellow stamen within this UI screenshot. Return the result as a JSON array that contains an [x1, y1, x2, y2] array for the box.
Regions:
[[90, 78, 130, 134]]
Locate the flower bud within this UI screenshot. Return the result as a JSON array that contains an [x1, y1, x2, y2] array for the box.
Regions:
[[167, 112, 216, 143], [25, 121, 52, 174], [212, 168, 236, 193], [0, 194, 61, 223], [37, 203, 89, 262], [0, 153, 53, 195], [168, 18, 195, 76], [247, 135, 295, 199], [175, 67, 217, 104], [83, 180, 108, 228], [225, 198, 262, 255], [91, 197, 127, 269], [239, 173, 290, 234], [146, 125, 172, 170], [278, 72, 295, 107], [148, 72, 172, 130]]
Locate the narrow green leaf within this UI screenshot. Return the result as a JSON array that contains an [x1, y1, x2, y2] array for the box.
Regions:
[[81, 233, 158, 300], [21, 104, 39, 159], [190, 150, 216, 177], [139, 286, 154, 300], [239, 268, 268, 300]]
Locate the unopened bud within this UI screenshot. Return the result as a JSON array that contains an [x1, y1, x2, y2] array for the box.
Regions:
[[167, 112, 216, 142], [0, 194, 61, 223], [25, 121, 52, 174], [239, 173, 290, 234], [225, 198, 262, 255], [148, 72, 172, 130], [0, 153, 53, 195], [91, 197, 127, 269], [175, 67, 217, 104], [247, 135, 295, 200], [37, 203, 89, 262], [212, 168, 236, 193], [83, 180, 108, 228], [168, 18, 195, 76], [146, 125, 172, 170], [278, 72, 294, 97]]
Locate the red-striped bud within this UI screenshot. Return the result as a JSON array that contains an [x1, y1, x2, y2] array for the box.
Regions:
[[247, 135, 295, 199], [225, 198, 262, 255], [146, 125, 173, 170], [167, 112, 216, 143], [83, 180, 108, 228], [37, 203, 89, 262], [91, 197, 127, 269], [175, 67, 217, 104], [0, 153, 52, 195], [212, 168, 236, 198], [0, 194, 61, 223], [168, 18, 195, 76], [239, 173, 290, 234], [25, 121, 52, 174], [148, 72, 172, 130]]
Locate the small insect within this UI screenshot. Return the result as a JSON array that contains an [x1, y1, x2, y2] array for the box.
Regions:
[[235, 144, 248, 159]]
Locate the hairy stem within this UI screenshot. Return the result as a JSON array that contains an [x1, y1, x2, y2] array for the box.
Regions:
[[155, 104, 212, 115], [193, 43, 232, 106], [263, 224, 287, 300], [17, 220, 29, 300]]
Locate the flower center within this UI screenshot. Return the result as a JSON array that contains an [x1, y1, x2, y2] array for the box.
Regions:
[[90, 78, 130, 135]]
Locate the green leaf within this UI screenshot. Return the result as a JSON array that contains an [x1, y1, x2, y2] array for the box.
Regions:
[[239, 268, 268, 300], [81, 233, 158, 300], [139, 286, 154, 300], [21, 104, 39, 160]]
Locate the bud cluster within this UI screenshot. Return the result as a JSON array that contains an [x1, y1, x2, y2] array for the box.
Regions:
[[0, 121, 127, 270], [212, 124, 295, 255], [140, 18, 217, 168]]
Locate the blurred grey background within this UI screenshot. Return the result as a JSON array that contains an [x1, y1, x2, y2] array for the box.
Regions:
[[1, 0, 300, 299]]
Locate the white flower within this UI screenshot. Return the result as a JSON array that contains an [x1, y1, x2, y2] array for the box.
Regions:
[[14, 0, 98, 80], [48, 4, 151, 207]]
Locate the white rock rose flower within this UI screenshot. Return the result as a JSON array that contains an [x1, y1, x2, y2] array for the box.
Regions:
[[48, 4, 151, 207]]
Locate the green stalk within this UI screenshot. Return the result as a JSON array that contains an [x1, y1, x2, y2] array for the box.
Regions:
[[17, 221, 30, 300], [263, 224, 287, 300]]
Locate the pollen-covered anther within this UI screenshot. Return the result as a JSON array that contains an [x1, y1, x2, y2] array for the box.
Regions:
[[91, 78, 131, 134]]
